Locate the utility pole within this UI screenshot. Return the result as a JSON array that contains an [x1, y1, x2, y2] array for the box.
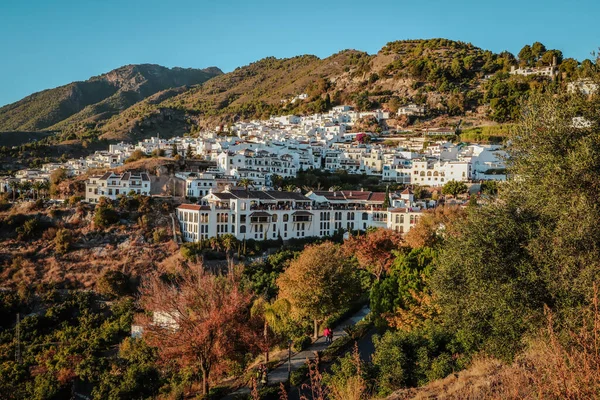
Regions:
[[288, 339, 293, 381], [15, 313, 21, 364]]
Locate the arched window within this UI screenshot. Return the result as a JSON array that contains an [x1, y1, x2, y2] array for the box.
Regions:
[[283, 214, 289, 222], [240, 225, 246, 233], [420, 171, 425, 177], [400, 215, 405, 223], [362, 213, 368, 221], [427, 171, 432, 176], [272, 214, 278, 222], [433, 171, 439, 176]]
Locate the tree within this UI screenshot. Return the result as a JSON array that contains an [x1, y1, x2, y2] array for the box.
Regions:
[[54, 228, 72, 254], [125, 149, 147, 163], [238, 178, 254, 190], [8, 181, 18, 202], [403, 206, 464, 249], [186, 144, 194, 159], [441, 180, 467, 198], [531, 42, 547, 60], [342, 229, 404, 281], [370, 247, 439, 330], [171, 143, 178, 157], [50, 168, 68, 187], [250, 297, 290, 364], [19, 181, 31, 200], [518, 45, 533, 66], [277, 242, 361, 339], [270, 174, 283, 189], [383, 186, 391, 209], [434, 92, 600, 360], [93, 200, 119, 228], [480, 180, 499, 196], [32, 181, 44, 201], [138, 267, 253, 395], [97, 270, 130, 299]]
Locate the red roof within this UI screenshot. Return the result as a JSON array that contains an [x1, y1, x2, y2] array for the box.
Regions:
[[367, 192, 387, 202]]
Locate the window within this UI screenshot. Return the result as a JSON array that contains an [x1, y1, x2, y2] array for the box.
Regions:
[[240, 225, 246, 234], [272, 214, 278, 222], [241, 202, 246, 211], [362, 213, 368, 221], [283, 214, 289, 222]]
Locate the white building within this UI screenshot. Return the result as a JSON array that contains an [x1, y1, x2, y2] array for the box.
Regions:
[[397, 104, 426, 117], [176, 189, 427, 242], [85, 171, 151, 203]]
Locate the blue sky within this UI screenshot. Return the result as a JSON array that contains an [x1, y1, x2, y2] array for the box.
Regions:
[[0, 0, 598, 107]]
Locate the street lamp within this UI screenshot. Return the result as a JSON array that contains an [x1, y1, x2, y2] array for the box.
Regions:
[[288, 339, 293, 381]]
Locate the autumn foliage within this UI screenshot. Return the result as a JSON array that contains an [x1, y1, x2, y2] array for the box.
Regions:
[[138, 266, 253, 395], [403, 206, 464, 249], [277, 241, 360, 338], [342, 228, 404, 280]]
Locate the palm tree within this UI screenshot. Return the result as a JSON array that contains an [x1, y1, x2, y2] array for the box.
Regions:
[[19, 182, 32, 201], [250, 297, 291, 364], [283, 185, 297, 192], [40, 181, 50, 199], [238, 178, 254, 190], [32, 181, 44, 201], [8, 181, 18, 202]]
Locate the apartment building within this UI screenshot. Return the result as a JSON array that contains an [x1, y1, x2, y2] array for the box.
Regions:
[[85, 171, 151, 203], [176, 189, 426, 242]]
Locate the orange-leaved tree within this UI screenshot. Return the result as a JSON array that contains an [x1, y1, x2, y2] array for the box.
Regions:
[[277, 242, 360, 339], [342, 228, 404, 281], [138, 267, 253, 395]]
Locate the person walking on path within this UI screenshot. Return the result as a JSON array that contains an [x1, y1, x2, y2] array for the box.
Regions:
[[323, 327, 330, 344], [324, 327, 334, 344]]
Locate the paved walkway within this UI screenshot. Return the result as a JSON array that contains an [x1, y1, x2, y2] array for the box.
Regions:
[[226, 305, 370, 398]]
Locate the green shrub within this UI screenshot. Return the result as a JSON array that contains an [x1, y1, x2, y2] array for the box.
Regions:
[[290, 364, 309, 386], [68, 195, 83, 206], [54, 228, 72, 254], [371, 322, 464, 395], [16, 217, 41, 240], [94, 204, 119, 228], [293, 335, 311, 352], [153, 228, 169, 243], [97, 270, 131, 299]]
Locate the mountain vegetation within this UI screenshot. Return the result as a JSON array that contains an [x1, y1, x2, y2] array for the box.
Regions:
[[0, 64, 222, 132], [2, 39, 596, 155]]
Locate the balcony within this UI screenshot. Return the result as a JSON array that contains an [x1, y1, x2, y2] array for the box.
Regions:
[[250, 211, 271, 224]]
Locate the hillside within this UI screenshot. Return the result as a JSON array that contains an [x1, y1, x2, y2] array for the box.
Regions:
[[98, 39, 509, 140], [0, 64, 223, 132], [1, 38, 581, 155]]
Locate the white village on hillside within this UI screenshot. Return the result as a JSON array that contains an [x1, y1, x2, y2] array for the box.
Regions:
[[1, 104, 510, 240]]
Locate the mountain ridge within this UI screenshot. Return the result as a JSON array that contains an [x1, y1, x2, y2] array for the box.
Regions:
[[0, 64, 223, 132], [1, 38, 586, 146]]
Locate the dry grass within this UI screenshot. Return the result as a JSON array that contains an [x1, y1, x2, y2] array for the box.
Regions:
[[0, 202, 177, 291]]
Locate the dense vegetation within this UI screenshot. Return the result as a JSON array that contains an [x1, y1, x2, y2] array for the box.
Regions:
[[0, 64, 222, 132]]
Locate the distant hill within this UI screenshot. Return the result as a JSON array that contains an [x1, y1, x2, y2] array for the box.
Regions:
[[1, 38, 583, 146], [97, 39, 511, 141], [0, 64, 223, 132]]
